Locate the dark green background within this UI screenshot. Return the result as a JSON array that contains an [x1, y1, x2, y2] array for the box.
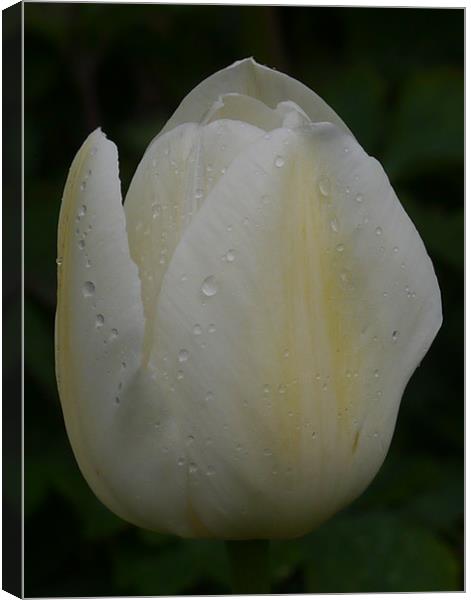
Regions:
[[23, 4, 463, 596]]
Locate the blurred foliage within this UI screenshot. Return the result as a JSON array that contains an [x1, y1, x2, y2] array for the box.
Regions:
[[23, 4, 463, 596]]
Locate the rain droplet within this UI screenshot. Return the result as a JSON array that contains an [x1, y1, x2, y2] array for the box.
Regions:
[[206, 466, 215, 476], [186, 435, 195, 445], [355, 194, 363, 203], [263, 384, 270, 394], [82, 281, 95, 297], [56, 257, 63, 266], [225, 249, 236, 263], [195, 189, 204, 200], [205, 391, 214, 402], [178, 349, 189, 363], [78, 205, 87, 217], [177, 457, 185, 467], [375, 227, 383, 236], [201, 275, 218, 297], [78, 239, 85, 250], [392, 330, 399, 342], [189, 462, 198, 474], [95, 314, 104, 328], [80, 181, 87, 192], [330, 218, 339, 233], [193, 324, 202, 336], [176, 370, 184, 380], [374, 369, 380, 378], [336, 243, 345, 253], [274, 156, 285, 168], [208, 323, 216, 334], [283, 349, 290, 358], [318, 178, 330, 197], [278, 384, 286, 394], [152, 203, 161, 218], [393, 246, 399, 253], [110, 328, 119, 339], [312, 431, 317, 439]]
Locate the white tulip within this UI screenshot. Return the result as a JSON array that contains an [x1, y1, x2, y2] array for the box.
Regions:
[[55, 58, 442, 540]]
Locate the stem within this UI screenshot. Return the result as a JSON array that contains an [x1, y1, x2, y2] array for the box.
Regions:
[[225, 540, 270, 594]]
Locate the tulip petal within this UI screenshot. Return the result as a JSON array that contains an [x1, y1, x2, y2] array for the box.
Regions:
[[158, 58, 351, 139], [149, 123, 441, 539], [124, 118, 265, 364], [56, 130, 199, 536]]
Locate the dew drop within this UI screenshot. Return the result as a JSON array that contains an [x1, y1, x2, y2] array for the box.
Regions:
[[355, 193, 363, 203], [208, 323, 216, 334], [278, 384, 287, 394], [82, 281, 95, 297], [330, 218, 339, 233], [393, 246, 399, 254], [201, 275, 218, 297], [205, 391, 214, 402], [195, 189, 204, 200], [193, 324, 202, 336], [375, 227, 383, 236], [110, 328, 119, 339], [176, 370, 184, 380], [56, 257, 63, 266], [274, 155, 285, 168], [177, 457, 185, 467], [78, 239, 85, 250], [392, 330, 399, 342], [374, 369, 380, 378], [186, 435, 195, 445], [152, 203, 161, 218], [189, 462, 198, 474], [178, 349, 189, 363], [336, 243, 345, 253], [226, 224, 233, 232], [80, 181, 87, 192], [318, 178, 330, 197], [95, 314, 104, 328], [206, 466, 215, 476], [225, 249, 236, 263], [312, 431, 317, 439], [78, 205, 87, 217], [263, 384, 270, 394]]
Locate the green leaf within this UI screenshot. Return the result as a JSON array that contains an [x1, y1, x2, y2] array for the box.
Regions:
[[304, 512, 460, 592]]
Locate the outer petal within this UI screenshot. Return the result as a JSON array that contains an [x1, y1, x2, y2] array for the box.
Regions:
[[56, 130, 198, 536], [146, 124, 441, 539], [158, 58, 351, 137]]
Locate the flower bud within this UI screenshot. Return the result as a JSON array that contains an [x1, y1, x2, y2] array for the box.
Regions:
[[55, 58, 442, 539]]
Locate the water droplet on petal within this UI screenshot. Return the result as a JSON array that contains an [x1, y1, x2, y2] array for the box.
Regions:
[[178, 349, 189, 362], [336, 243, 345, 253], [393, 246, 399, 253], [208, 323, 216, 334], [95, 314, 104, 328], [201, 275, 218, 297], [375, 227, 383, 236], [110, 328, 119, 339], [193, 324, 202, 336], [187, 435, 195, 445], [392, 330, 399, 342], [189, 462, 198, 474], [318, 178, 330, 197], [205, 391, 214, 402], [56, 257, 63, 266], [274, 155, 285, 168], [206, 466, 215, 476], [78, 239, 85, 250], [330, 218, 339, 233], [78, 205, 87, 217], [374, 369, 380, 378], [82, 281, 95, 297], [225, 249, 236, 263], [195, 189, 204, 200], [355, 194, 363, 203], [176, 370, 184, 380]]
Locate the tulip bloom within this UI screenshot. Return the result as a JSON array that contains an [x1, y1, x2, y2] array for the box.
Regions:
[[55, 58, 442, 540]]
